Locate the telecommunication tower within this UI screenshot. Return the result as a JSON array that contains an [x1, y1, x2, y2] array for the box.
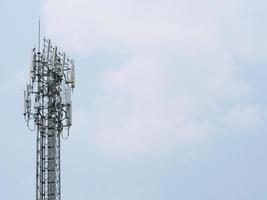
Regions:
[[23, 26, 75, 200]]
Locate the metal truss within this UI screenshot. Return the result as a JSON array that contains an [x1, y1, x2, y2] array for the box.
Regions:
[[24, 38, 75, 200]]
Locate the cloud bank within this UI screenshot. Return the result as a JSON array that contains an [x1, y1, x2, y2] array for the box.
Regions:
[[43, 0, 265, 156]]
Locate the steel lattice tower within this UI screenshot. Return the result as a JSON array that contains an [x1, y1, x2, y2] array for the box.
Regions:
[[24, 35, 75, 200]]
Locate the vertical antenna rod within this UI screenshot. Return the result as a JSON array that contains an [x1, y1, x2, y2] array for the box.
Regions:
[[38, 17, 41, 53]]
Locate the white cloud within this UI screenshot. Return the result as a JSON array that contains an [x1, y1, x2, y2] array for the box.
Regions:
[[42, 0, 264, 156], [42, 0, 222, 54], [224, 105, 264, 132], [93, 58, 212, 155]]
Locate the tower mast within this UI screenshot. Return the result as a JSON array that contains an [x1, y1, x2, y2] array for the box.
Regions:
[[24, 31, 75, 200]]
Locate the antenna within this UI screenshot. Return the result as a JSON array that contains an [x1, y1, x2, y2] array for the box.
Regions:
[[38, 17, 40, 53], [24, 32, 75, 200]]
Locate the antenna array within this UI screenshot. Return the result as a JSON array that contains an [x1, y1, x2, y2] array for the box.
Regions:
[[24, 38, 75, 200]]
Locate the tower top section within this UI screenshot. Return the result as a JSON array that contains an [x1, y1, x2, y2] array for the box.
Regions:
[[24, 38, 75, 139]]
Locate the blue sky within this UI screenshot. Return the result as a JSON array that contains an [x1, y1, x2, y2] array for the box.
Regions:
[[1, 0, 267, 199]]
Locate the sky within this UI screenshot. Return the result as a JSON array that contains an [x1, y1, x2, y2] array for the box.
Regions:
[[0, 0, 267, 199]]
